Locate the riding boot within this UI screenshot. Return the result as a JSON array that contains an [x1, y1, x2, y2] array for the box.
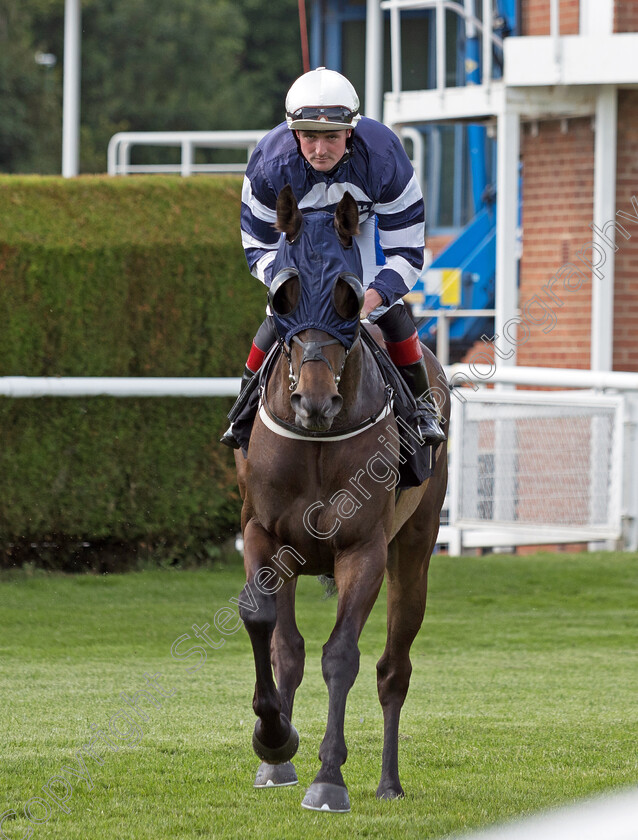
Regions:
[[397, 358, 447, 446], [219, 367, 258, 449]]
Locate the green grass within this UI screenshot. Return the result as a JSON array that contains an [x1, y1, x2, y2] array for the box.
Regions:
[[1, 552, 637, 839]]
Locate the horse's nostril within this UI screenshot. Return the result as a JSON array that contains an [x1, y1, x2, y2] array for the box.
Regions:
[[290, 391, 341, 430], [328, 395, 343, 417], [290, 393, 304, 414], [291, 392, 342, 420]]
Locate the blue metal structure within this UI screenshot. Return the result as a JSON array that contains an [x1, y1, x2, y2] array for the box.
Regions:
[[308, 0, 519, 359], [410, 202, 496, 351], [411, 0, 519, 357]]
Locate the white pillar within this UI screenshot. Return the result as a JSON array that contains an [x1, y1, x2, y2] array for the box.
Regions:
[[492, 108, 520, 535], [591, 86, 617, 372], [365, 0, 383, 121], [580, 0, 614, 35], [494, 107, 520, 366], [62, 0, 81, 177]]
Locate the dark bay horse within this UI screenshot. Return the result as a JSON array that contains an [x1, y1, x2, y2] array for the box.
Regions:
[[234, 186, 450, 812]]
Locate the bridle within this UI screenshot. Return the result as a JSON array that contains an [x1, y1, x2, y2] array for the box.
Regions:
[[258, 331, 394, 442], [282, 333, 359, 391]]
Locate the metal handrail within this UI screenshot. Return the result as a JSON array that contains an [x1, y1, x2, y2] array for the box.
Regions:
[[107, 130, 267, 176], [380, 0, 502, 46], [381, 0, 502, 94], [0, 377, 241, 398], [417, 308, 497, 366]]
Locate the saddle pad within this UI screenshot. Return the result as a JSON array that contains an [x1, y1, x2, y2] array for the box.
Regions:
[[359, 325, 435, 487]]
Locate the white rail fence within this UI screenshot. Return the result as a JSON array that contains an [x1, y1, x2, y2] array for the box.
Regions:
[[1, 366, 637, 552], [107, 128, 423, 179], [442, 388, 627, 553], [439, 364, 638, 553], [0, 377, 240, 398], [107, 130, 267, 176]]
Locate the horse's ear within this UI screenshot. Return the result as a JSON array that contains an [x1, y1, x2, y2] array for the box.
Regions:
[[334, 192, 360, 247], [275, 184, 303, 242]]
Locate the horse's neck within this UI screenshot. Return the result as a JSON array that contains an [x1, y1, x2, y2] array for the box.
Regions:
[[339, 340, 370, 421]]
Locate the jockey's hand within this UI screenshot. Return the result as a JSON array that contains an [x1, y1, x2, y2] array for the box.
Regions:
[[360, 289, 383, 320]]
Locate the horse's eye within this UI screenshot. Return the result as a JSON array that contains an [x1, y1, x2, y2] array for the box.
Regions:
[[269, 268, 301, 316], [332, 273, 364, 321]]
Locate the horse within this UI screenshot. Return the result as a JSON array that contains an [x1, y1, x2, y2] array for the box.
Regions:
[[234, 185, 450, 812]]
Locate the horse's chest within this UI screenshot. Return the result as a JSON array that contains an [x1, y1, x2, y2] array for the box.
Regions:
[[247, 445, 394, 551]]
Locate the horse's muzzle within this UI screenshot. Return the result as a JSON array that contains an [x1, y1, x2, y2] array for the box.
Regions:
[[290, 392, 343, 431]]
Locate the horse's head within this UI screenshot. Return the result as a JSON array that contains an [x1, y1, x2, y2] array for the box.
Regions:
[[268, 185, 364, 432]]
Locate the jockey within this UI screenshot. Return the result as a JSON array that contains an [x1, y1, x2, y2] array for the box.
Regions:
[[221, 67, 446, 449]]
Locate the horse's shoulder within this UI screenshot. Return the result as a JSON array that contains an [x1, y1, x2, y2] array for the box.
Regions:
[[363, 323, 385, 347]]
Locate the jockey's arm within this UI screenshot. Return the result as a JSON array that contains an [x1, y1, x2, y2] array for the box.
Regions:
[[360, 288, 384, 320], [365, 134, 425, 312], [241, 165, 280, 286]]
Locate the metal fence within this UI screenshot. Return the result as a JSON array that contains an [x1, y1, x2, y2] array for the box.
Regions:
[[438, 364, 638, 553], [107, 130, 267, 176], [443, 389, 626, 553], [2, 366, 637, 552]]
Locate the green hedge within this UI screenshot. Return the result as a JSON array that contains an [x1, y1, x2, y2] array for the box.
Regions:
[[0, 176, 267, 567]]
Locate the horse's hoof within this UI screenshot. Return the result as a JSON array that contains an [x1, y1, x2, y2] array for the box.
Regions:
[[376, 786, 405, 800], [254, 761, 298, 788], [252, 717, 299, 764], [301, 782, 350, 813]]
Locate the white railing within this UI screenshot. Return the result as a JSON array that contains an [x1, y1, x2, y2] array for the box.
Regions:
[[415, 309, 497, 367], [399, 127, 425, 187], [439, 365, 638, 553], [380, 0, 503, 95], [107, 130, 267, 176], [2, 366, 637, 552], [448, 364, 638, 391], [0, 377, 240, 398]]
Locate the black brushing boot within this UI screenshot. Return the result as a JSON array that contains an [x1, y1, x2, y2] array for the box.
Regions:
[[397, 358, 446, 446], [219, 367, 257, 449]]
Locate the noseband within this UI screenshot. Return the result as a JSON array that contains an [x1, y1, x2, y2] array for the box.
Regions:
[[283, 334, 358, 391]]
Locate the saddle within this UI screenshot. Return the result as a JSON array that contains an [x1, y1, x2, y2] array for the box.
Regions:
[[230, 326, 435, 488], [358, 326, 436, 487]]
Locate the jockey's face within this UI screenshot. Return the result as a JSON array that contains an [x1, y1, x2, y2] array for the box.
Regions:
[[296, 129, 352, 172]]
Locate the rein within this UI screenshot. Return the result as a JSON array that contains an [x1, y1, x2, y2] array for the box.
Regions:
[[259, 337, 394, 442]]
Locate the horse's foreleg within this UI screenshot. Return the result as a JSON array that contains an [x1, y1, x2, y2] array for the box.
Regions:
[[252, 579, 305, 789], [239, 520, 299, 765], [272, 578, 305, 722], [376, 522, 435, 799], [301, 542, 386, 813]]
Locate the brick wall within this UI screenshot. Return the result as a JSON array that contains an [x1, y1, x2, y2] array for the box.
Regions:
[[508, 99, 638, 373], [612, 90, 638, 370], [615, 0, 638, 32], [520, 0, 580, 36], [516, 117, 595, 369], [520, 0, 638, 36], [519, 2, 638, 38]]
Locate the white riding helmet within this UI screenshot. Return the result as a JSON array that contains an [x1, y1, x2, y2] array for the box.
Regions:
[[286, 67, 361, 131]]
